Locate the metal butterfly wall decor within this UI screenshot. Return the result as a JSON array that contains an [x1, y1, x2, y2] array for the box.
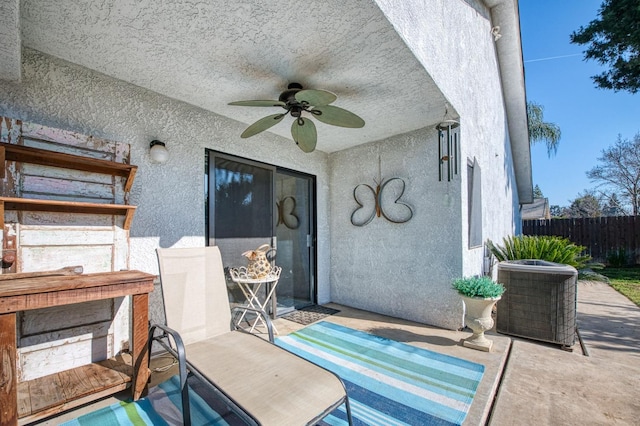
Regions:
[[350, 159, 414, 226], [276, 196, 300, 229]]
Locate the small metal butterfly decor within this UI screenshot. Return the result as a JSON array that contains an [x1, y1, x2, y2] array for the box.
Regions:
[[350, 170, 414, 227], [276, 196, 300, 229]]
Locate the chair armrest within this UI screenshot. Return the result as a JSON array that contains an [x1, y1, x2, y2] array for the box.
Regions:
[[231, 306, 275, 342], [148, 323, 191, 426]]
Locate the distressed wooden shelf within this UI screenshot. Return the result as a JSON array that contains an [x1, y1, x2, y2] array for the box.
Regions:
[[0, 270, 155, 425], [0, 142, 138, 192], [0, 197, 137, 230], [17, 357, 132, 425]]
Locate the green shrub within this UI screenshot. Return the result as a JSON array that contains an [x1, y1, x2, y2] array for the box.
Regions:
[[607, 248, 628, 267], [452, 276, 505, 298], [486, 235, 592, 269]]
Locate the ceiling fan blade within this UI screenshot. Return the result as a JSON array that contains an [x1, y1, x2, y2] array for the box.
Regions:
[[311, 105, 365, 128], [295, 89, 337, 106], [291, 118, 317, 153], [229, 100, 286, 107], [240, 114, 285, 138]]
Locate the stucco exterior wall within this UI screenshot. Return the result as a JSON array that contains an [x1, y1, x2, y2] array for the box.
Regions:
[[0, 0, 20, 81], [0, 49, 333, 304], [329, 128, 464, 329], [375, 0, 522, 270], [328, 0, 522, 329]]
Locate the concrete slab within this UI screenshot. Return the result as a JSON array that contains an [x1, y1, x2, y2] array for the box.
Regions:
[[489, 281, 640, 426], [576, 281, 640, 363]]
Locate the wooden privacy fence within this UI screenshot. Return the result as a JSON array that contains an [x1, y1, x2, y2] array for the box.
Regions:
[[522, 216, 640, 265]]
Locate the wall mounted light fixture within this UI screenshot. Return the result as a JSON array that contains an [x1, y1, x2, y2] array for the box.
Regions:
[[149, 140, 169, 163], [436, 107, 460, 182]]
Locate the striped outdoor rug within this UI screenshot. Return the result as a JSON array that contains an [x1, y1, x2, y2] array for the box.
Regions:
[[276, 321, 485, 426], [60, 399, 168, 426], [60, 375, 244, 426]]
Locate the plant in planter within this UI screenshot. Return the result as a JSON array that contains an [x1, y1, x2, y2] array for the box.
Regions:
[[453, 276, 505, 352]]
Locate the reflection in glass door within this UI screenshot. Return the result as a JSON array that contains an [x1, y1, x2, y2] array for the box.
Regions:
[[206, 151, 315, 315], [207, 153, 275, 310], [275, 170, 315, 314]]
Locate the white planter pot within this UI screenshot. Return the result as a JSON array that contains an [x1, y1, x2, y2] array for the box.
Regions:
[[461, 295, 501, 352]]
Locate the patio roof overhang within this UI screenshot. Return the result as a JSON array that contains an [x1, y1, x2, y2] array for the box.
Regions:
[[0, 0, 532, 203]]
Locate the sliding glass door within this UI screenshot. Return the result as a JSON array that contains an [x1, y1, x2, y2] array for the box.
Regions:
[[207, 151, 315, 314], [275, 170, 315, 313]]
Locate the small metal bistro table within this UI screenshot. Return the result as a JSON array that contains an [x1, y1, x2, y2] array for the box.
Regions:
[[229, 266, 282, 334]]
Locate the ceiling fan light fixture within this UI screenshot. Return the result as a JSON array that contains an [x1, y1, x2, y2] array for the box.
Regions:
[[290, 106, 303, 117], [278, 82, 304, 104], [229, 83, 365, 153]]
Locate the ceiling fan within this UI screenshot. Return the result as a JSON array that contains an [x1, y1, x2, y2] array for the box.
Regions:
[[228, 83, 365, 153]]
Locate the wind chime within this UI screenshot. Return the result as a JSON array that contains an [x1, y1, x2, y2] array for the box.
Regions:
[[436, 106, 460, 181]]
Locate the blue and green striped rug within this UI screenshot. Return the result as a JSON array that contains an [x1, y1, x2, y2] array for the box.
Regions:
[[276, 321, 485, 426], [60, 374, 244, 426], [64, 321, 483, 425]]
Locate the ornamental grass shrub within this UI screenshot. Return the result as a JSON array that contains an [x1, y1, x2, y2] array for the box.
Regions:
[[486, 235, 593, 270]]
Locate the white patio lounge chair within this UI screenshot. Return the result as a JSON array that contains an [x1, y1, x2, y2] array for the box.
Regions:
[[149, 246, 352, 426]]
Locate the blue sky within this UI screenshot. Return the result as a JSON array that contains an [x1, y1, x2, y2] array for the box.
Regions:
[[519, 0, 640, 208]]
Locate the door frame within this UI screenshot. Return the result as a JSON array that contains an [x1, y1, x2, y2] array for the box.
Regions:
[[205, 150, 318, 306], [275, 166, 318, 310]]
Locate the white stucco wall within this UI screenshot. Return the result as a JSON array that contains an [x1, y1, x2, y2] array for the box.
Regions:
[[379, 0, 522, 261], [330, 128, 464, 329], [0, 49, 333, 304], [328, 0, 522, 329], [374, 0, 522, 242], [0, 0, 21, 81]]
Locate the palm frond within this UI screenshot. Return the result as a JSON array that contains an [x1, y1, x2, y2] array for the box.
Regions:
[[486, 235, 591, 269]]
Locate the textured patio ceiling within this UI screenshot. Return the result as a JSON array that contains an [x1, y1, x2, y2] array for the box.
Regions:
[[11, 0, 449, 153]]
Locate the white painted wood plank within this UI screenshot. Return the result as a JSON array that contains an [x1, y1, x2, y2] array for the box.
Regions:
[[20, 245, 114, 273], [21, 163, 114, 185], [20, 320, 112, 348], [19, 227, 115, 246], [19, 212, 115, 227], [0, 117, 21, 144], [21, 134, 117, 160], [22, 175, 115, 200], [20, 300, 113, 336], [114, 142, 130, 163], [19, 331, 114, 381], [111, 296, 131, 354], [113, 227, 129, 271]]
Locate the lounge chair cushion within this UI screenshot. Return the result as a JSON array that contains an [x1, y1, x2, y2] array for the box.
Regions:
[[187, 332, 346, 425]]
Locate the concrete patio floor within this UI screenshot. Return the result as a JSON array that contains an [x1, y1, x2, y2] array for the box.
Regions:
[[34, 280, 639, 425], [489, 280, 640, 425]]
